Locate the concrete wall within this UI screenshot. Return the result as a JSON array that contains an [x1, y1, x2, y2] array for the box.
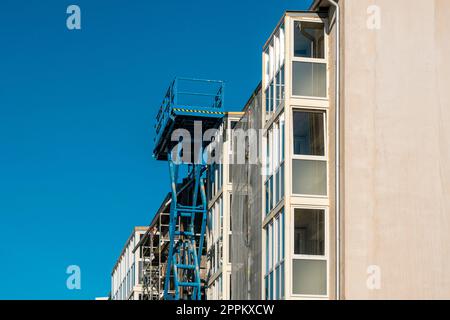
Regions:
[[343, 0, 450, 299]]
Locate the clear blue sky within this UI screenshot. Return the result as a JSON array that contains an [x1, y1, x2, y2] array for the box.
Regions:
[[0, 0, 312, 299]]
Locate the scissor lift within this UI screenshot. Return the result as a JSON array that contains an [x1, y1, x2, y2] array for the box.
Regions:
[[153, 78, 224, 300]]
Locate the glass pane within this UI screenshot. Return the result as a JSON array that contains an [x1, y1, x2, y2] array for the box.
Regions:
[[292, 62, 326, 97], [269, 176, 273, 210], [277, 214, 281, 263], [281, 209, 285, 259], [269, 272, 273, 300], [269, 82, 274, 112], [265, 228, 269, 274], [280, 262, 285, 298], [293, 111, 325, 156], [229, 234, 232, 263], [294, 208, 325, 255], [292, 160, 327, 195], [229, 194, 232, 232], [294, 21, 325, 58], [275, 170, 280, 204], [293, 259, 327, 295], [265, 276, 269, 299], [275, 266, 280, 300]]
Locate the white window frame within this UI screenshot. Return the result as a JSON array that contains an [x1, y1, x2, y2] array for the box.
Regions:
[[291, 206, 329, 298], [291, 108, 328, 198], [263, 24, 286, 123], [263, 112, 286, 216], [290, 18, 329, 101], [264, 208, 285, 300]]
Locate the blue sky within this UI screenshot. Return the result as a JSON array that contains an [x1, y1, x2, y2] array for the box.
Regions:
[[0, 0, 312, 299]]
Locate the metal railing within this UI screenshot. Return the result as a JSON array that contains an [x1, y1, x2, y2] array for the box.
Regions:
[[154, 78, 225, 147]]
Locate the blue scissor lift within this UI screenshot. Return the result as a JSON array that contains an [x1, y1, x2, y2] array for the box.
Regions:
[[153, 78, 225, 300]]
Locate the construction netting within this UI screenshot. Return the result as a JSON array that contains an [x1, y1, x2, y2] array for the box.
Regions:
[[230, 84, 263, 300]]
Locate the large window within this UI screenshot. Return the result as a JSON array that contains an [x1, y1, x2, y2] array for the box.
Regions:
[[208, 161, 223, 201], [293, 111, 325, 156], [292, 208, 327, 296], [265, 114, 285, 215], [207, 196, 223, 276], [292, 160, 327, 195], [292, 110, 327, 196], [292, 21, 327, 98], [292, 62, 326, 97], [265, 209, 285, 300], [228, 120, 238, 183], [228, 194, 232, 264], [294, 21, 325, 58], [264, 25, 285, 120]]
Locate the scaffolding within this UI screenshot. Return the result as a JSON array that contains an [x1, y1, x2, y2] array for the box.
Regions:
[[152, 78, 225, 300], [133, 195, 172, 300]]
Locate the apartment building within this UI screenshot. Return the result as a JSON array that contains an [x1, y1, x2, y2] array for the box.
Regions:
[[230, 0, 450, 300], [111, 227, 149, 300], [230, 10, 332, 300], [205, 113, 242, 300], [262, 9, 332, 300], [112, 0, 450, 300]]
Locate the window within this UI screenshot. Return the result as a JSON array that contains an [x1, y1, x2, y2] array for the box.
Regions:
[[292, 110, 327, 196], [292, 62, 326, 97], [292, 21, 327, 98], [292, 160, 327, 195], [293, 111, 324, 156], [218, 275, 223, 300], [228, 121, 237, 183], [228, 234, 232, 264], [228, 194, 233, 264], [220, 197, 223, 235], [208, 197, 225, 277], [264, 25, 285, 120], [294, 209, 324, 255], [229, 274, 232, 300], [292, 208, 327, 296], [265, 114, 285, 214], [264, 209, 285, 300], [229, 194, 232, 232], [294, 21, 325, 58]]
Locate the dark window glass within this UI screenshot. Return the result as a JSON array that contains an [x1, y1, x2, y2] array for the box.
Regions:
[[294, 209, 325, 255], [293, 111, 324, 156], [294, 21, 325, 58]]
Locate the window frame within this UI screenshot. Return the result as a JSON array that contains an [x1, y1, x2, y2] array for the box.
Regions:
[[290, 18, 329, 100], [291, 206, 329, 298], [291, 108, 328, 197], [263, 24, 286, 122], [264, 113, 286, 216], [264, 208, 285, 300]]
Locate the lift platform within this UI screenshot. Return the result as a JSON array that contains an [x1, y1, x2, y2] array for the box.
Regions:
[[153, 78, 225, 300], [153, 77, 225, 161]]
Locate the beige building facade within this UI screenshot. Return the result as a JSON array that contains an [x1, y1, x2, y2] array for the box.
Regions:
[[311, 0, 450, 299]]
